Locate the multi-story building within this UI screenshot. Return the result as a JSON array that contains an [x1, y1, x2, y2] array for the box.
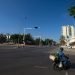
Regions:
[[62, 25, 75, 39], [61, 25, 75, 48]]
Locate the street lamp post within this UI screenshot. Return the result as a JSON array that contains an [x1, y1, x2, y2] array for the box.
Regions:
[[23, 27, 40, 46], [23, 28, 33, 46], [23, 29, 25, 46], [39, 36, 41, 46]]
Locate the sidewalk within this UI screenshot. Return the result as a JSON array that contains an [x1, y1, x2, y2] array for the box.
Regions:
[[64, 48, 75, 55], [50, 47, 75, 55]]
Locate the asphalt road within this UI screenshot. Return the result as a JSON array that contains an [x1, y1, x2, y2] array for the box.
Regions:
[[0, 46, 75, 75]]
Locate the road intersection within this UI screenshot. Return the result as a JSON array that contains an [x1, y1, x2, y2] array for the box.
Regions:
[[0, 46, 75, 75]]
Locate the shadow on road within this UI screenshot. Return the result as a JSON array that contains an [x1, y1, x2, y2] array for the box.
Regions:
[[70, 63, 75, 69]]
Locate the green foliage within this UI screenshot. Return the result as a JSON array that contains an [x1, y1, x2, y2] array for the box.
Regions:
[[44, 39, 54, 45], [25, 34, 34, 45], [0, 34, 7, 43], [68, 6, 75, 18], [10, 34, 23, 44], [0, 33, 57, 46], [34, 38, 40, 45]]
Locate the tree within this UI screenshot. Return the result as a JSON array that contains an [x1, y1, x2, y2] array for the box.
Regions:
[[18, 34, 23, 43], [0, 34, 7, 43], [44, 39, 50, 45], [43, 39, 55, 46], [25, 34, 34, 45], [40, 39, 46, 45], [68, 6, 75, 18], [10, 34, 24, 44], [10, 34, 19, 44], [34, 38, 40, 45], [10, 33, 56, 46]]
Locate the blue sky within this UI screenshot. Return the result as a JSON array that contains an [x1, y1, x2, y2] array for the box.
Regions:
[[0, 0, 75, 41]]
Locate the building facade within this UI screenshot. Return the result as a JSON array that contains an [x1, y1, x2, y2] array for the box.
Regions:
[[62, 25, 75, 39], [61, 25, 75, 48]]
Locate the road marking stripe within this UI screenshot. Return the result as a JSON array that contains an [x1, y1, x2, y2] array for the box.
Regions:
[[34, 66, 48, 69], [65, 71, 69, 75]]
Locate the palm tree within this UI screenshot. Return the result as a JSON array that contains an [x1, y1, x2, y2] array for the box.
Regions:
[[68, 6, 75, 18]]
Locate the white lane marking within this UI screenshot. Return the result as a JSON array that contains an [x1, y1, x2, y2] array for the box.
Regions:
[[34, 66, 48, 69], [65, 71, 69, 75]]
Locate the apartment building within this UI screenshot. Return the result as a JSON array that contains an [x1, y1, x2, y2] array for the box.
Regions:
[[62, 25, 75, 48]]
